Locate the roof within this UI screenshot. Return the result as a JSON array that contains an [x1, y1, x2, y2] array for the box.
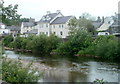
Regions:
[[24, 29, 38, 34], [6, 26, 21, 31], [22, 22, 36, 27], [39, 13, 58, 23], [92, 21, 103, 29], [97, 23, 110, 31], [51, 16, 72, 24], [109, 21, 120, 27]]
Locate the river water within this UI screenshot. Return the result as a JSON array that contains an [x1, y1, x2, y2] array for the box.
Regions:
[[4, 50, 120, 82]]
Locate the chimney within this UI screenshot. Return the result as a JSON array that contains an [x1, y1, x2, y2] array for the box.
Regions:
[[29, 17, 35, 22], [102, 16, 104, 23], [97, 16, 101, 22], [47, 11, 51, 14], [56, 10, 61, 13]]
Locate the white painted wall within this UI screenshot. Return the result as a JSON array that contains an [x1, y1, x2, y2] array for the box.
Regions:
[[51, 24, 69, 38], [0, 29, 10, 34], [21, 22, 35, 34]]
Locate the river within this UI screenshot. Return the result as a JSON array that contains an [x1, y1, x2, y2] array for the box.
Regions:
[[4, 50, 120, 82]]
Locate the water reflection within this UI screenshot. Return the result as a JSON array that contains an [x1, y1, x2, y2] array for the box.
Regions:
[[4, 50, 120, 82]]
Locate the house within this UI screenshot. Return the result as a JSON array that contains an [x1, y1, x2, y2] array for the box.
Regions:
[[92, 16, 104, 30], [21, 18, 37, 34], [97, 17, 114, 32], [37, 10, 73, 38], [6, 25, 21, 37], [24, 29, 38, 37], [0, 23, 10, 36], [109, 14, 120, 35]]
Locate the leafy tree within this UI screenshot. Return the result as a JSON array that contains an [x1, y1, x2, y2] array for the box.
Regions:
[[3, 35, 13, 47], [57, 30, 92, 55], [1, 0, 21, 26], [46, 34, 61, 53], [68, 16, 95, 36]]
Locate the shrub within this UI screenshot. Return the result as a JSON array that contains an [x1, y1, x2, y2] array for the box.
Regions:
[[77, 35, 120, 60], [56, 30, 92, 55], [3, 35, 13, 47], [2, 57, 41, 83]]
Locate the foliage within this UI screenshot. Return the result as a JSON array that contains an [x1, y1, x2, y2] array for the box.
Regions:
[[57, 30, 92, 55], [31, 34, 61, 54], [46, 34, 61, 53], [1, 0, 21, 26], [77, 35, 120, 60], [93, 78, 107, 84], [2, 57, 41, 83], [68, 17, 95, 36], [3, 34, 61, 54], [3, 35, 13, 47], [12, 36, 23, 49]]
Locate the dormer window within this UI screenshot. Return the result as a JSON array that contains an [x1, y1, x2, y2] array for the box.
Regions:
[[46, 16, 51, 20], [108, 21, 110, 24], [42, 17, 46, 21]]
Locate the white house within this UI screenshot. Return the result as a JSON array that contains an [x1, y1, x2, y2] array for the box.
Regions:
[[0, 23, 10, 36], [37, 10, 73, 38], [21, 18, 37, 34]]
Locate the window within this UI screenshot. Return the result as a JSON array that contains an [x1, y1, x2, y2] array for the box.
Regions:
[[46, 24, 48, 28], [3, 31, 5, 33], [62, 25, 64, 28], [53, 25, 55, 28], [53, 32, 56, 35], [60, 31, 63, 35], [59, 25, 61, 28]]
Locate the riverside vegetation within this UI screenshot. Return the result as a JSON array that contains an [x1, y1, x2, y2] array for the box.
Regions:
[[2, 30, 120, 61]]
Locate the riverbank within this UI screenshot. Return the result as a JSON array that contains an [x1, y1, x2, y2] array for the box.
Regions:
[[4, 47, 32, 53], [4, 58, 52, 72]]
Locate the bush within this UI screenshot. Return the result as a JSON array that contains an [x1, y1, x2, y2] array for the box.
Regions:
[[31, 34, 61, 54], [3, 35, 13, 47], [56, 30, 92, 55], [77, 35, 120, 60], [2, 57, 41, 83]]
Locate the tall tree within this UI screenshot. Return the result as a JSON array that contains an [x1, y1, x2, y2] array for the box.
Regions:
[[68, 16, 95, 36], [0, 0, 21, 26]]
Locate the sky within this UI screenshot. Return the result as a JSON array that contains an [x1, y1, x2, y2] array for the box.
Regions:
[[3, 0, 120, 21]]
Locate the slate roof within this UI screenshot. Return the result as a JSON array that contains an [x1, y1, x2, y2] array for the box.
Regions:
[[109, 21, 120, 27], [6, 26, 21, 31], [22, 22, 36, 27], [51, 16, 72, 24], [92, 21, 103, 29], [39, 13, 58, 23], [25, 29, 38, 34]]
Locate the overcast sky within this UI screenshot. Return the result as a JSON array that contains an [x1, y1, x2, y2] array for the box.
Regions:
[[3, 0, 120, 21]]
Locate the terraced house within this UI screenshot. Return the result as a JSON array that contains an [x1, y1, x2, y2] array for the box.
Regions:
[[21, 10, 73, 38]]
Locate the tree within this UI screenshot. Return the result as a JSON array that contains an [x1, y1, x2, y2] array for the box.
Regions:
[[68, 17, 77, 36], [68, 16, 95, 35], [1, 0, 21, 26]]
